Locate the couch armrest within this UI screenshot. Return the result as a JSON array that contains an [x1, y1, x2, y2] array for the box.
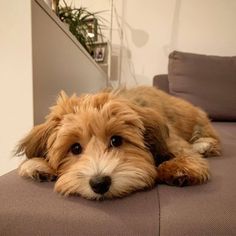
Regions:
[[153, 74, 169, 93]]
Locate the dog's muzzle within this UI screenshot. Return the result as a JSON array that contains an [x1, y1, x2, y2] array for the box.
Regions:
[[89, 176, 112, 194]]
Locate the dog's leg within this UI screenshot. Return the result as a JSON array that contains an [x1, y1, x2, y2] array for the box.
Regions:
[[19, 158, 57, 182], [157, 134, 210, 187], [192, 137, 221, 157], [157, 154, 210, 187], [191, 122, 221, 157]]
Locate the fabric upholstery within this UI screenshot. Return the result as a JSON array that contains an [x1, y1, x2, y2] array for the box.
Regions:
[[153, 74, 169, 93], [0, 170, 159, 236], [168, 51, 236, 121], [159, 122, 236, 236]]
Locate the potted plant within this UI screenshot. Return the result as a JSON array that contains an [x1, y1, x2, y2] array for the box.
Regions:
[[54, 0, 106, 55]]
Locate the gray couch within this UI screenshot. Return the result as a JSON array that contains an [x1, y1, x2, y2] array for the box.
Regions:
[[1, 51, 236, 235], [153, 75, 236, 235]]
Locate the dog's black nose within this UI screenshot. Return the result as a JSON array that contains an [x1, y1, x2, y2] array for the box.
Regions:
[[89, 176, 111, 194]]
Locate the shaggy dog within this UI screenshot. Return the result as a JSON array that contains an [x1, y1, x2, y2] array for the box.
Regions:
[[16, 86, 221, 200]]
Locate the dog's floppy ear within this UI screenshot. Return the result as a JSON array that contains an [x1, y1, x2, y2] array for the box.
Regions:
[[15, 90, 75, 159], [132, 106, 173, 166], [15, 120, 58, 158]]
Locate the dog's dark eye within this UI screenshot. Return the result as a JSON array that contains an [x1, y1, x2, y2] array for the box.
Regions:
[[110, 135, 123, 147], [70, 143, 82, 155]]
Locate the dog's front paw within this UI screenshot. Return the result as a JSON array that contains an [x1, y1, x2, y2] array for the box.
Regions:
[[157, 158, 210, 187], [171, 174, 191, 187], [32, 171, 57, 182], [19, 158, 57, 182], [157, 169, 195, 187]]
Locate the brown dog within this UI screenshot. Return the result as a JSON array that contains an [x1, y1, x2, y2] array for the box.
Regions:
[[16, 86, 221, 200]]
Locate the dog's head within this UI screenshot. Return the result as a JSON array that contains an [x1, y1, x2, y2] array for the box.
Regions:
[[16, 91, 171, 199]]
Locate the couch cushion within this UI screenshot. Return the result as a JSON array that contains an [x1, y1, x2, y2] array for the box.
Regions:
[[0, 170, 159, 236], [168, 51, 236, 121], [158, 122, 236, 235]]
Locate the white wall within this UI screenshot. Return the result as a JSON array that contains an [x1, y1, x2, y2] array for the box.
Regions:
[[118, 0, 236, 85], [0, 1, 33, 176], [65, 0, 236, 86]]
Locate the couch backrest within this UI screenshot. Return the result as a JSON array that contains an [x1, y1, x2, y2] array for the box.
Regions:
[[167, 51, 236, 121]]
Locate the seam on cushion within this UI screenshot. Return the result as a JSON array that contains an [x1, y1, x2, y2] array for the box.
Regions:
[[157, 187, 161, 236]]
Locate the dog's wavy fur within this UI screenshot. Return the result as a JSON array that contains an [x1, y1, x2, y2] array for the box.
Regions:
[[15, 86, 221, 200]]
